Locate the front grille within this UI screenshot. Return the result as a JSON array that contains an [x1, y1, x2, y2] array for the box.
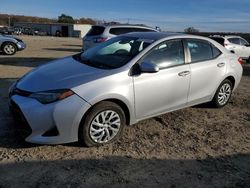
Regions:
[[9, 99, 32, 134], [42, 126, 59, 137]]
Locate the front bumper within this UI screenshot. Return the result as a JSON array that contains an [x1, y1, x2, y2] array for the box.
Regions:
[[16, 42, 26, 51], [9, 94, 91, 144]]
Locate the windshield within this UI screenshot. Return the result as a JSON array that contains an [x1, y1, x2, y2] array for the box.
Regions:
[[78, 36, 154, 69]]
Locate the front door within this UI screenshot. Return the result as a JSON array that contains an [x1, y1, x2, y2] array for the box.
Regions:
[[133, 39, 190, 120]]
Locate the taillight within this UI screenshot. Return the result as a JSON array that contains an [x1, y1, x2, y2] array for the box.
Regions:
[[94, 37, 108, 43], [238, 57, 244, 65]]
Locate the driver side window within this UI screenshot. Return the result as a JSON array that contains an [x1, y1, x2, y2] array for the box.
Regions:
[[141, 39, 185, 69]]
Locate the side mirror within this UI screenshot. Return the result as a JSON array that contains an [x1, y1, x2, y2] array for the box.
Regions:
[[245, 44, 250, 47], [140, 61, 159, 73]]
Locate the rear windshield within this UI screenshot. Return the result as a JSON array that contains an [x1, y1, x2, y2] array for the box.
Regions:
[[210, 37, 225, 45], [86, 26, 105, 36]]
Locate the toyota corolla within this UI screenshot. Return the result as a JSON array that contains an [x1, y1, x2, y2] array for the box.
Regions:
[[9, 32, 243, 147]]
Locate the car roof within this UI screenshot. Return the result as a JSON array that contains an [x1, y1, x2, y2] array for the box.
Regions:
[[210, 35, 242, 39], [93, 24, 158, 31], [122, 32, 189, 40], [122, 32, 230, 53]]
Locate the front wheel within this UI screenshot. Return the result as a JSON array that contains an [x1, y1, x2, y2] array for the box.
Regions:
[[79, 101, 125, 147], [211, 79, 233, 108], [2, 42, 17, 55]]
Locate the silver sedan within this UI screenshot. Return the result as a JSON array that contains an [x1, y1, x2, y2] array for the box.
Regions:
[[9, 32, 243, 146]]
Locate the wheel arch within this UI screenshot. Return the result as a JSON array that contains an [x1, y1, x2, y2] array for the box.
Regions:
[[1, 41, 17, 48], [211, 74, 236, 101], [79, 98, 131, 127], [225, 75, 235, 89]]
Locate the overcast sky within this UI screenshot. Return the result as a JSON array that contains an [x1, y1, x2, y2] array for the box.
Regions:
[[1, 0, 250, 32]]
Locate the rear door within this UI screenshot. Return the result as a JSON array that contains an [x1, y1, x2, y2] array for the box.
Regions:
[[186, 39, 226, 105]]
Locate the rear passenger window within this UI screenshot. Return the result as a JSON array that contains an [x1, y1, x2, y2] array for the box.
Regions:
[[131, 28, 155, 32], [211, 45, 222, 58], [110, 27, 155, 35], [110, 28, 133, 35], [187, 39, 213, 62]]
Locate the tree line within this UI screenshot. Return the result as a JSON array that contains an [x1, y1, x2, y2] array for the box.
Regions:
[[0, 13, 96, 26]]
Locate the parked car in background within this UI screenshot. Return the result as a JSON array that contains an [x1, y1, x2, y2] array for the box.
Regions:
[[82, 24, 158, 51], [0, 34, 26, 55], [22, 27, 35, 35], [9, 32, 242, 146], [0, 26, 14, 35], [34, 30, 47, 36], [14, 27, 22, 35], [210, 35, 250, 63]]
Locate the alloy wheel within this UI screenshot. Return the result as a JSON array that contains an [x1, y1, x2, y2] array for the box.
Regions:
[[89, 110, 121, 143], [4, 44, 16, 55], [218, 83, 231, 106]]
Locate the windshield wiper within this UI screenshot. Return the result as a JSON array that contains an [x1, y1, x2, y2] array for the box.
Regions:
[[92, 62, 116, 69]]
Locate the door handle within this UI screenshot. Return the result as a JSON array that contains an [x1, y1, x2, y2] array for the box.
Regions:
[[217, 62, 225, 67], [178, 71, 190, 77]]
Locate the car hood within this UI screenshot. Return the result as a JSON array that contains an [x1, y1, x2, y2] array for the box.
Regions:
[[0, 35, 18, 41], [17, 56, 107, 92]]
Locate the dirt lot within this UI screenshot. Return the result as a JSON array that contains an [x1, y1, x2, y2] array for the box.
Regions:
[[0, 36, 249, 188]]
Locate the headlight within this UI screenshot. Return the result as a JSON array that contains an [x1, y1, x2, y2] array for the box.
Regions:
[[29, 89, 74, 104], [14, 38, 23, 42]]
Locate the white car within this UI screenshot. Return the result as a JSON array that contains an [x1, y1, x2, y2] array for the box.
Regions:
[[210, 35, 250, 62]]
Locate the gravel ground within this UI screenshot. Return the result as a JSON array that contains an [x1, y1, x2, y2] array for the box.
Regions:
[[0, 36, 249, 188]]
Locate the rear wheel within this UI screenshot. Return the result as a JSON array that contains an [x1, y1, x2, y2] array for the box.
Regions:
[[79, 101, 125, 147], [211, 79, 232, 108], [2, 42, 17, 55]]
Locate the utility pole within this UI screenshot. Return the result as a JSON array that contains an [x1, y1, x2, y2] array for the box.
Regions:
[[8, 16, 11, 27]]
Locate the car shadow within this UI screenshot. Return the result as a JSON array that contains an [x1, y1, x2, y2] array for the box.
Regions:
[[63, 44, 82, 48], [0, 57, 55, 67], [243, 64, 250, 76], [0, 154, 249, 187], [44, 48, 81, 53]]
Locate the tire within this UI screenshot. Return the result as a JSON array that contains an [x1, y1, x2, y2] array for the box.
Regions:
[[79, 101, 126, 147], [211, 79, 233, 108], [2, 42, 17, 55]]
